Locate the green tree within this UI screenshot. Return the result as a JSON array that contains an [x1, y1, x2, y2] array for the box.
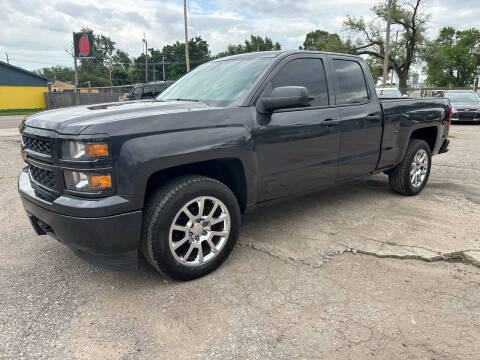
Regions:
[[424, 27, 480, 87], [300, 30, 354, 53], [133, 36, 210, 82], [344, 0, 428, 93], [216, 35, 281, 57], [35, 66, 74, 82], [78, 72, 112, 87], [366, 57, 384, 84], [299, 30, 383, 84]]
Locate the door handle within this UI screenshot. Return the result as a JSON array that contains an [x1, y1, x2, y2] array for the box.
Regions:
[[323, 118, 340, 126]]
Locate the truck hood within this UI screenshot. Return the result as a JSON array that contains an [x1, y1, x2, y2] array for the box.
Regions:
[[449, 101, 480, 110], [22, 100, 217, 135]]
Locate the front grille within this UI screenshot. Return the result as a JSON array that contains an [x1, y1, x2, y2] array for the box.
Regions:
[[458, 112, 476, 121], [30, 165, 56, 190], [22, 136, 51, 156]]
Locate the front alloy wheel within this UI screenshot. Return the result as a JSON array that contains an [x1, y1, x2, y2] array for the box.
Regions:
[[169, 196, 230, 266], [142, 176, 240, 280]]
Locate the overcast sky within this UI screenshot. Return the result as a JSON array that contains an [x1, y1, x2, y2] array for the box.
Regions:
[[1, 0, 479, 71]]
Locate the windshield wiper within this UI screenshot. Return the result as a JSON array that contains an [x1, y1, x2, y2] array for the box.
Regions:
[[165, 98, 200, 102]]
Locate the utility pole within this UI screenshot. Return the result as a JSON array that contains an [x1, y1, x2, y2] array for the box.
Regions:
[[184, 0, 190, 72], [162, 56, 166, 81], [391, 30, 399, 86], [143, 34, 148, 82], [73, 58, 79, 105], [5, 52, 9, 64], [66, 48, 79, 105], [382, 0, 392, 88]]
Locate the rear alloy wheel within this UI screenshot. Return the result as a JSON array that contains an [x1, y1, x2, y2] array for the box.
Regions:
[[409, 149, 429, 189], [389, 139, 432, 196], [142, 176, 240, 280]]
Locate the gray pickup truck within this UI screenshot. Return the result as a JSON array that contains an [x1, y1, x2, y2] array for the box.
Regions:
[[19, 51, 451, 280]]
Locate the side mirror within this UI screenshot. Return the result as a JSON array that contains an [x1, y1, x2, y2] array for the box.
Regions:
[[261, 86, 309, 112]]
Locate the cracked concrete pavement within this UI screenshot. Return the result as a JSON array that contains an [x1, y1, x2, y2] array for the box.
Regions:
[[0, 124, 479, 359]]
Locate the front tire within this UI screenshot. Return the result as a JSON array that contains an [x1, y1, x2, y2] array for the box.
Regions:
[[388, 139, 432, 196], [141, 175, 240, 280]]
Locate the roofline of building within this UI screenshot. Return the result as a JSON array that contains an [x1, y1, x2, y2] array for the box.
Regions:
[[0, 60, 51, 82]]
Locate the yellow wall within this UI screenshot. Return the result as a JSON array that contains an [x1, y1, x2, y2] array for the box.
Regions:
[[0, 86, 47, 110]]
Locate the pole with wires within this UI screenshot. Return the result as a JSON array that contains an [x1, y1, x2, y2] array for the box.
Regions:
[[184, 0, 190, 72], [383, 0, 392, 87], [142, 34, 148, 83]]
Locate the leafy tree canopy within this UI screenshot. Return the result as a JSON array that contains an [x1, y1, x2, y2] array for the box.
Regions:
[[343, 0, 428, 92], [216, 35, 281, 58], [424, 27, 480, 87], [300, 30, 354, 53], [35, 65, 74, 83]]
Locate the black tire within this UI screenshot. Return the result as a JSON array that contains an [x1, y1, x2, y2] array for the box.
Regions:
[[388, 139, 432, 196], [141, 175, 241, 281]]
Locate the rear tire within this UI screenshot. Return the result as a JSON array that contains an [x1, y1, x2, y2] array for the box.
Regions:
[[388, 139, 432, 196], [141, 175, 240, 281]]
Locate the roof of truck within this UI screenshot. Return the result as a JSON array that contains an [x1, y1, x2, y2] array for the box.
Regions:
[[214, 50, 361, 61]]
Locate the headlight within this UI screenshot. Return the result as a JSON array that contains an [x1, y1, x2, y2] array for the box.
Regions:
[[64, 170, 112, 192], [61, 140, 109, 160]]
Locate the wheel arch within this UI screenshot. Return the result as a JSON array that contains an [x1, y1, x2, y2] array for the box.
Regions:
[[409, 126, 438, 153], [144, 158, 249, 213]]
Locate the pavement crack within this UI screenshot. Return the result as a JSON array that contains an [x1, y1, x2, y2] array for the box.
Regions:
[[352, 248, 480, 268], [238, 242, 325, 270]]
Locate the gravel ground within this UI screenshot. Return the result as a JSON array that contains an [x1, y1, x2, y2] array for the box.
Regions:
[[0, 124, 479, 359]]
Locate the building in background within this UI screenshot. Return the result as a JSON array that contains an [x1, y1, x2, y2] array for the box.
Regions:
[[49, 80, 75, 93], [0, 61, 50, 110]]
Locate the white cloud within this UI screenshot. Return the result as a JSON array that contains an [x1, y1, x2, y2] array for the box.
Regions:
[[1, 0, 479, 70]]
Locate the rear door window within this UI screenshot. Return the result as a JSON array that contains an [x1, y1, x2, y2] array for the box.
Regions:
[[270, 58, 329, 107], [333, 60, 369, 104]]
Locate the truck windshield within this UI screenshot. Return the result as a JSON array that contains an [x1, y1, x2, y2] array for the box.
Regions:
[[157, 58, 272, 104], [446, 92, 480, 102]]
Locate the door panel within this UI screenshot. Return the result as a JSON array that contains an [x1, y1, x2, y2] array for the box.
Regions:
[[255, 107, 341, 201], [330, 58, 382, 180], [337, 103, 382, 179]]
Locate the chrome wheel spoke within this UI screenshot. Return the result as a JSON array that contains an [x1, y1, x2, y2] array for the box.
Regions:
[[172, 236, 189, 250], [207, 201, 219, 220], [197, 198, 205, 217], [172, 224, 188, 232], [183, 243, 194, 261], [211, 213, 227, 225], [197, 246, 204, 264], [211, 230, 228, 237], [183, 207, 196, 222], [207, 238, 218, 253]]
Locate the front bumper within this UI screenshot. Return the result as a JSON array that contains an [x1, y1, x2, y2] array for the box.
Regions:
[[18, 169, 142, 270]]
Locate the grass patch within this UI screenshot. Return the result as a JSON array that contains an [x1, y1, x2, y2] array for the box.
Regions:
[[0, 108, 44, 116]]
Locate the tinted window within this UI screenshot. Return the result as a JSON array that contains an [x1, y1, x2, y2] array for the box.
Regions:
[[333, 60, 369, 104], [270, 58, 329, 106]]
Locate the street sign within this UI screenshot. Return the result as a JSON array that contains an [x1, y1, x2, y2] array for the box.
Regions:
[[73, 31, 95, 59]]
